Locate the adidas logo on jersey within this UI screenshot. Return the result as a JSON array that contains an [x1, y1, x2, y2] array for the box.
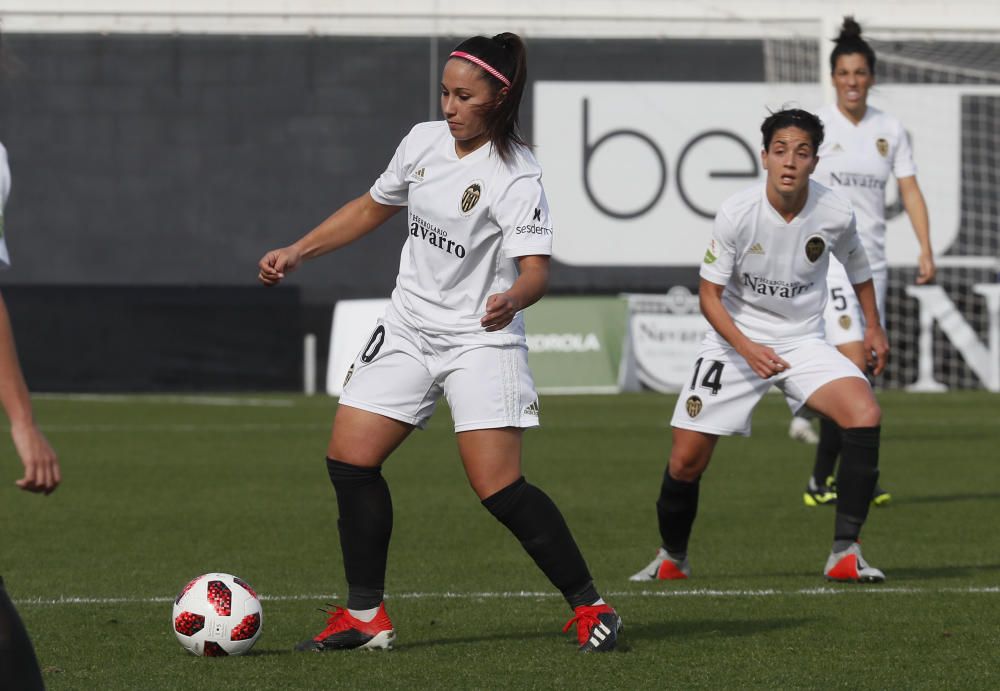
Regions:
[[830, 143, 844, 152], [522, 400, 540, 417], [748, 243, 765, 255], [412, 167, 426, 181]]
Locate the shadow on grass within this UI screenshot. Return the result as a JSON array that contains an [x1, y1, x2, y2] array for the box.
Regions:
[[245, 648, 296, 657], [884, 563, 1000, 580], [623, 617, 807, 643], [396, 617, 806, 652], [894, 492, 1000, 505]]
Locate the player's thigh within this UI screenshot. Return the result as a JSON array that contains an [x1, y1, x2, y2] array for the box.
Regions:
[[339, 319, 442, 431], [805, 377, 881, 428], [441, 343, 539, 433], [670, 342, 771, 437], [668, 428, 719, 482], [778, 340, 878, 426], [456, 427, 523, 499], [836, 341, 868, 373], [327, 404, 415, 467]]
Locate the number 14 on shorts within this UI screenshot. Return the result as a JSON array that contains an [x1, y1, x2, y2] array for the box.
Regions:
[[690, 357, 725, 395]]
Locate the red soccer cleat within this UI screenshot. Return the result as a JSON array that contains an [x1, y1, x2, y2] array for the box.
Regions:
[[295, 602, 395, 651]]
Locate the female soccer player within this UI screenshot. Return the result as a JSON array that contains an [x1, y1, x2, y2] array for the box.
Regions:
[[798, 17, 935, 508], [258, 33, 620, 653], [631, 109, 890, 584], [0, 141, 61, 690]]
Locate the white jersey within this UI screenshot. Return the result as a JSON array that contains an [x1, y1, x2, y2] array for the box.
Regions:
[[0, 142, 10, 269], [700, 180, 871, 347], [370, 121, 553, 339], [814, 104, 916, 273]]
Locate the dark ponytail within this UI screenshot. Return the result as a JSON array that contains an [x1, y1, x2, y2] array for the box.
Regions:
[[449, 32, 529, 164], [830, 16, 876, 74]]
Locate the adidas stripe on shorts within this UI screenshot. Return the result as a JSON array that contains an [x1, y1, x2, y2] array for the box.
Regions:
[[670, 336, 868, 437], [339, 314, 541, 432]]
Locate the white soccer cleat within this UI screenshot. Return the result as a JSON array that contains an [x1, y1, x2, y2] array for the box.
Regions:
[[789, 416, 819, 444], [629, 547, 691, 581], [824, 543, 885, 583]]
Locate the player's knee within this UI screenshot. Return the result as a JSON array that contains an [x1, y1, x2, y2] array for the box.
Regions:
[[668, 453, 707, 483], [848, 398, 881, 428]]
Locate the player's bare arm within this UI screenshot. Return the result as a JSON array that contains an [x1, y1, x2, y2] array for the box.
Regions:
[[897, 175, 935, 285], [852, 278, 890, 375], [481, 255, 549, 332], [258, 194, 402, 286], [0, 293, 60, 494], [698, 278, 790, 379]]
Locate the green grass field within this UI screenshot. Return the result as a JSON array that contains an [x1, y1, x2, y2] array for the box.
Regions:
[[2, 391, 999, 689]]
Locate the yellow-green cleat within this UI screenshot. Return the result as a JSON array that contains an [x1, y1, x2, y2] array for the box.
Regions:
[[803, 476, 837, 507], [872, 485, 892, 507]]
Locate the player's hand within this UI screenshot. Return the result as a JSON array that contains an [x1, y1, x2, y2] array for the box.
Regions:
[[864, 324, 890, 376], [481, 293, 520, 332], [11, 422, 61, 494], [915, 251, 936, 285], [737, 341, 791, 379], [257, 246, 303, 286]]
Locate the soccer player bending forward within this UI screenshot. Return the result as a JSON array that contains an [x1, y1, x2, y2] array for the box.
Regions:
[[258, 33, 620, 652], [631, 109, 889, 584]]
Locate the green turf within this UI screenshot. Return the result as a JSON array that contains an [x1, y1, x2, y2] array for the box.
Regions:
[[2, 391, 999, 689]]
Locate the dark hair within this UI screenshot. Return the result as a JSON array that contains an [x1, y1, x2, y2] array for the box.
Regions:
[[830, 16, 876, 74], [448, 33, 528, 164], [761, 108, 824, 152]]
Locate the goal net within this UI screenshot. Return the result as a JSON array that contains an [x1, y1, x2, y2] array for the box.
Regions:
[[765, 27, 1000, 390]]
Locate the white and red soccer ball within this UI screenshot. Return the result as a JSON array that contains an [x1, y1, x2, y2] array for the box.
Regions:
[[172, 572, 263, 656]]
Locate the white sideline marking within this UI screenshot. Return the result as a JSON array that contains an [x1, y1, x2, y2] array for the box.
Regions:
[[14, 586, 1000, 606], [35, 394, 296, 407]]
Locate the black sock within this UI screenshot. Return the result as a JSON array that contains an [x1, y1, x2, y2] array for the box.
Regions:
[[326, 458, 393, 610], [813, 418, 842, 486], [834, 427, 880, 544], [482, 477, 599, 609], [0, 578, 45, 691], [656, 469, 700, 558]]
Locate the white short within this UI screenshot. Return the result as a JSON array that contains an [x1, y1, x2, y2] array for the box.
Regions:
[[339, 316, 540, 433], [670, 337, 868, 436], [823, 264, 888, 346]]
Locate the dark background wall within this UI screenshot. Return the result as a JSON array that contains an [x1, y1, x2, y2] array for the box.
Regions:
[[0, 34, 764, 390]]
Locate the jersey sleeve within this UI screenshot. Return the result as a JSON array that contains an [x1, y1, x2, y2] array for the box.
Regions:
[[369, 133, 411, 207], [891, 119, 917, 179], [833, 211, 872, 285], [493, 173, 553, 258], [699, 208, 738, 285]]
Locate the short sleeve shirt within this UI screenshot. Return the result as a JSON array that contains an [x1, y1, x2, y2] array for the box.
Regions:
[[370, 121, 553, 338], [813, 104, 916, 272], [700, 180, 871, 346]]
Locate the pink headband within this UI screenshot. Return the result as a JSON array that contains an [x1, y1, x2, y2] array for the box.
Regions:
[[449, 51, 511, 87]]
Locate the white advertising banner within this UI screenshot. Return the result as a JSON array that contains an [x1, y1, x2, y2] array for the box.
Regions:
[[533, 82, 998, 267], [620, 290, 709, 393], [326, 299, 390, 396], [628, 312, 710, 393]]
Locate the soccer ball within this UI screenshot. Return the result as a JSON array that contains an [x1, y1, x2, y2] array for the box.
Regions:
[[172, 572, 263, 656]]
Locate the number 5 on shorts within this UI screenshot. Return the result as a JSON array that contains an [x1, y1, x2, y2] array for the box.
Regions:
[[689, 357, 725, 395]]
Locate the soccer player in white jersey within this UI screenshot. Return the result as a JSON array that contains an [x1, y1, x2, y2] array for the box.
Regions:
[[794, 17, 936, 508], [0, 141, 62, 690], [630, 109, 890, 584], [258, 33, 620, 653]]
